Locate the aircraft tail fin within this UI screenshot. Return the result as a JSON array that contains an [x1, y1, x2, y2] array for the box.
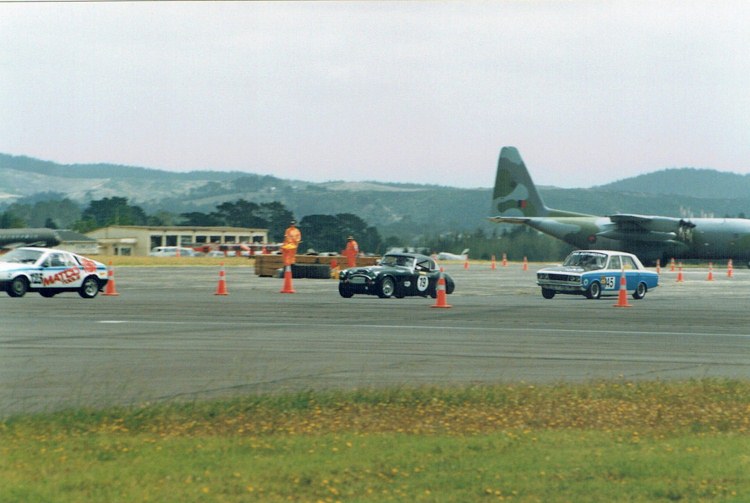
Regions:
[[491, 147, 551, 218], [490, 147, 590, 219]]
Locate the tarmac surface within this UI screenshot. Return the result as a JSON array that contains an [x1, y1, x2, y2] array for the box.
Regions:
[[2, 260, 750, 416]]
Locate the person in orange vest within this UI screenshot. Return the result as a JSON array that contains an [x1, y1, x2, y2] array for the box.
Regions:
[[281, 220, 302, 266], [343, 235, 359, 268]]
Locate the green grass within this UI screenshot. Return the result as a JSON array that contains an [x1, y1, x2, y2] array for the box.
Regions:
[[3, 380, 750, 502]]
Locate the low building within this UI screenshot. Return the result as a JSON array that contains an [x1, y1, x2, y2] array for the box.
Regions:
[[87, 225, 268, 256], [55, 230, 101, 256]]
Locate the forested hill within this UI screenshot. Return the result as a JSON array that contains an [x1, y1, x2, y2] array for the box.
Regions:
[[596, 168, 750, 199], [2, 152, 750, 236]]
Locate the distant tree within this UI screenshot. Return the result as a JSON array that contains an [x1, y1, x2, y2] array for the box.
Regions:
[[256, 202, 294, 242], [0, 211, 25, 228], [298, 213, 382, 253], [180, 211, 223, 226], [77, 197, 148, 230]]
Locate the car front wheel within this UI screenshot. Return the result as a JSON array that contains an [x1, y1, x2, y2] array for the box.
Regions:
[[541, 288, 556, 299], [79, 276, 100, 299], [585, 281, 601, 300], [338, 283, 354, 298], [8, 276, 29, 298], [378, 277, 395, 298], [632, 282, 647, 300]]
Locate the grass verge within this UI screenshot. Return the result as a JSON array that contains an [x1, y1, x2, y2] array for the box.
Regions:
[[3, 380, 750, 502]]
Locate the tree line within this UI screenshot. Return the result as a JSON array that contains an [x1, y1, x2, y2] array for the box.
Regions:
[[0, 196, 572, 260]]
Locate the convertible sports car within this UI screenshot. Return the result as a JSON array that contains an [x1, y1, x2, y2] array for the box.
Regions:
[[338, 252, 455, 299], [536, 250, 659, 300], [0, 247, 109, 298]]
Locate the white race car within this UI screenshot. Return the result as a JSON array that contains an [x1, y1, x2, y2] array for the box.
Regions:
[[0, 247, 109, 298]]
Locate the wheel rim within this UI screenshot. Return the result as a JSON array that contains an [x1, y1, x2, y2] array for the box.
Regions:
[[382, 278, 394, 296], [82, 278, 98, 297], [11, 278, 27, 297]]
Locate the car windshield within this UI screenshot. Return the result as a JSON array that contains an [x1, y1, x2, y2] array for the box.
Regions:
[[563, 252, 607, 271], [380, 255, 415, 268], [1, 249, 44, 264]]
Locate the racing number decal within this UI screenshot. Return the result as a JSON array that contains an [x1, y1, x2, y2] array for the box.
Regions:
[[417, 275, 429, 292], [604, 276, 616, 290], [30, 273, 43, 285]]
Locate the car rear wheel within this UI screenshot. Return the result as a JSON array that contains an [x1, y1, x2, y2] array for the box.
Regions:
[[8, 277, 29, 298], [378, 277, 395, 298], [585, 281, 601, 300], [632, 282, 647, 300], [79, 276, 100, 299], [541, 288, 556, 299]]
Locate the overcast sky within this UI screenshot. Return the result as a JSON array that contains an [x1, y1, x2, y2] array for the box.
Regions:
[[2, 1, 748, 189]]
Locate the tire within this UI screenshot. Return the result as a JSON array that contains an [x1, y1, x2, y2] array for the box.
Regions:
[[585, 281, 601, 300], [632, 282, 647, 300], [541, 288, 556, 299], [8, 276, 29, 298], [79, 276, 100, 299], [291, 264, 331, 279], [378, 276, 395, 298], [338, 283, 354, 298], [39, 290, 57, 298]]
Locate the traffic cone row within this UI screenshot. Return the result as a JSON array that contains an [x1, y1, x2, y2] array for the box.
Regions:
[[613, 269, 632, 308], [214, 263, 229, 295], [431, 268, 451, 309], [103, 261, 119, 296]]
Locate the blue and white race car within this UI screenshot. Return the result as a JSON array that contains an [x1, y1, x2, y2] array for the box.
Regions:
[[0, 247, 109, 298], [536, 250, 659, 300]]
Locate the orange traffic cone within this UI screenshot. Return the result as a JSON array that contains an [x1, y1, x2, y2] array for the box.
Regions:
[[491, 255, 496, 270], [103, 261, 119, 296], [431, 268, 451, 309], [280, 264, 296, 294], [464, 258, 469, 270], [676, 263, 684, 283], [670, 258, 675, 272], [728, 259, 734, 278], [215, 263, 229, 295], [655, 259, 661, 275], [706, 262, 714, 281], [502, 253, 508, 267], [522, 256, 528, 271], [613, 269, 632, 308]]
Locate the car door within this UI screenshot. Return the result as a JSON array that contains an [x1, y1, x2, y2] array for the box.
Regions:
[[620, 255, 639, 291], [41, 252, 83, 290], [602, 255, 621, 293]]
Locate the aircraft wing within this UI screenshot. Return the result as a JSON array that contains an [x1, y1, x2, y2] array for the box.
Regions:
[[487, 216, 532, 225], [600, 214, 693, 246]]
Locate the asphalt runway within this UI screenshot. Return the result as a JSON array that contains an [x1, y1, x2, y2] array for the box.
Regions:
[[2, 261, 750, 416]]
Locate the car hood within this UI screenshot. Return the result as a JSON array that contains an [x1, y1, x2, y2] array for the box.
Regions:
[[0, 262, 30, 273], [346, 265, 408, 275], [538, 265, 586, 274]]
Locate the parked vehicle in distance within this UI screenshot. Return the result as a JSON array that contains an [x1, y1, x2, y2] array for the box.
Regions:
[[339, 252, 455, 299], [149, 246, 201, 257], [0, 247, 109, 298], [536, 250, 659, 300]]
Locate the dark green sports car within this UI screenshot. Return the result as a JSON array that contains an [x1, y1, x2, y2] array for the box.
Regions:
[[338, 252, 455, 299]]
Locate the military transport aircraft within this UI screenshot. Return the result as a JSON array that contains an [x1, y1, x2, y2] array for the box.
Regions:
[[488, 147, 750, 266], [0, 228, 61, 249]]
